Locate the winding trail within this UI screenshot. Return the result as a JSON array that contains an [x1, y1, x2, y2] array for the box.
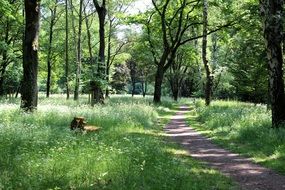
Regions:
[[164, 106, 285, 190]]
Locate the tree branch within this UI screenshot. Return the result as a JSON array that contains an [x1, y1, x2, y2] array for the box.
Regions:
[[179, 21, 236, 46]]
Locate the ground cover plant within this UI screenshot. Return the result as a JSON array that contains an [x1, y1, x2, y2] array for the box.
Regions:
[[0, 96, 236, 190], [2, 0, 285, 188], [190, 99, 285, 174]]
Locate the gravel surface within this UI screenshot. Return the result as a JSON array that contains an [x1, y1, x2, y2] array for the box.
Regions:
[[164, 106, 285, 190]]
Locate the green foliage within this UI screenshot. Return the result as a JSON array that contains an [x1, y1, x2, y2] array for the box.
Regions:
[[0, 96, 236, 189], [0, 1, 23, 96], [225, 2, 266, 102], [191, 99, 285, 174], [0, 0, 15, 20], [111, 63, 130, 93], [205, 1, 268, 102], [0, 0, 270, 103]]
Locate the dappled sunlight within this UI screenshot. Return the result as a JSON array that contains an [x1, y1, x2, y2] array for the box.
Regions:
[[165, 148, 189, 156], [165, 105, 285, 190], [0, 96, 238, 189], [2, 0, 285, 187]]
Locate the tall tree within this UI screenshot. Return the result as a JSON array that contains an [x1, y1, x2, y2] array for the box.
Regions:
[[167, 52, 189, 101], [46, 0, 59, 98], [69, 0, 77, 98], [21, 0, 40, 111], [65, 0, 70, 99], [148, 0, 231, 103], [106, 9, 114, 98], [260, 0, 285, 127], [202, 0, 213, 106], [127, 60, 137, 97], [74, 0, 83, 101], [149, 0, 195, 103], [105, 2, 129, 98], [92, 0, 106, 104]]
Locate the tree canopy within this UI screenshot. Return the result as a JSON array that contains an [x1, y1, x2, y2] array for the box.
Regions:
[[1, 0, 285, 126]]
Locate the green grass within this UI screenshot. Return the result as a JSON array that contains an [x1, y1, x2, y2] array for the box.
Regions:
[[189, 99, 285, 174], [0, 95, 236, 190]]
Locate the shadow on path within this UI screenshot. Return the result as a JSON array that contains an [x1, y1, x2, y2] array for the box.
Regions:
[[164, 106, 285, 190]]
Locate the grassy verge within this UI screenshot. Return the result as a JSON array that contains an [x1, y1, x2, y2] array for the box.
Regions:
[[0, 96, 236, 189], [188, 99, 285, 175]]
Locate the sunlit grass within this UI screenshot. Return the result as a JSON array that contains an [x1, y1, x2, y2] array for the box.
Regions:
[[190, 99, 285, 174], [0, 95, 236, 189]]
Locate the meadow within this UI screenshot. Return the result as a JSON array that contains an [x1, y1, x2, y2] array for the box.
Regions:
[[0, 95, 236, 190], [190, 99, 285, 174]]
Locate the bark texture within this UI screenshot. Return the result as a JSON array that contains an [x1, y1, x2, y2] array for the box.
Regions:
[[65, 0, 70, 99], [260, 0, 285, 127], [150, 0, 199, 103], [105, 17, 113, 98], [92, 0, 106, 104], [21, 0, 40, 111], [46, 2, 57, 98], [153, 64, 165, 103], [90, 81, 104, 105], [74, 0, 83, 101], [202, 0, 213, 106], [168, 53, 188, 101]]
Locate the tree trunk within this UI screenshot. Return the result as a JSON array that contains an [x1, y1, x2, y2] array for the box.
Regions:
[[153, 64, 164, 103], [106, 67, 110, 97], [93, 0, 106, 104], [105, 19, 112, 98], [267, 76, 271, 111], [128, 60, 137, 97], [142, 81, 147, 97], [143, 81, 147, 97], [21, 0, 40, 111], [153, 47, 172, 103], [261, 0, 285, 127], [46, 60, 51, 97], [15, 83, 21, 98], [0, 64, 8, 97], [98, 8, 106, 77], [211, 33, 218, 70], [0, 72, 5, 96], [171, 78, 179, 101], [173, 90, 178, 101], [131, 81, 135, 97], [202, 0, 212, 106], [194, 30, 203, 85], [141, 82, 144, 97], [84, 5, 99, 100], [65, 0, 70, 99], [46, 4, 57, 98], [70, 0, 77, 99], [74, 0, 83, 101], [90, 81, 104, 105], [169, 73, 180, 102]]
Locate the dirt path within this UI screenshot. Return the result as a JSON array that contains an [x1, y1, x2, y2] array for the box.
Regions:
[[164, 106, 285, 190]]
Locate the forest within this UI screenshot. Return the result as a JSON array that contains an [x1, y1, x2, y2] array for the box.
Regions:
[[1, 0, 285, 189]]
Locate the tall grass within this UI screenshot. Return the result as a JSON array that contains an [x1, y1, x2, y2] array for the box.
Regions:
[[0, 96, 236, 190], [192, 99, 285, 174]]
